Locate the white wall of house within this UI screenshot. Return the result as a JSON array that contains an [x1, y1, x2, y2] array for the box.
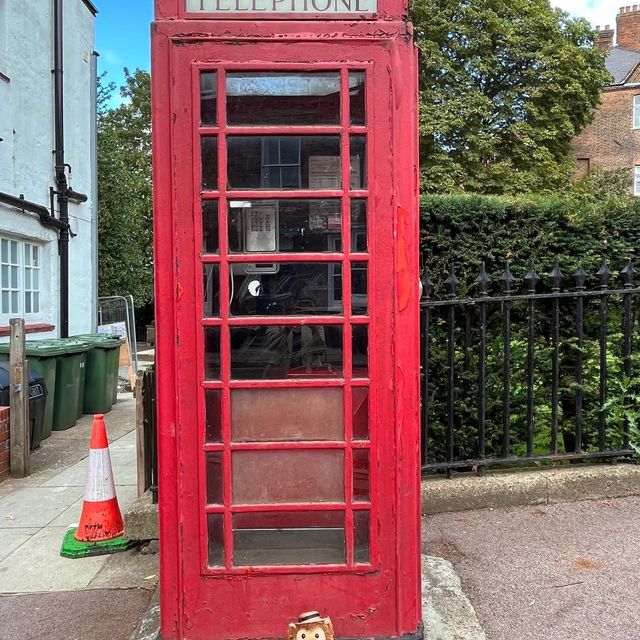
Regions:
[[0, 0, 97, 340]]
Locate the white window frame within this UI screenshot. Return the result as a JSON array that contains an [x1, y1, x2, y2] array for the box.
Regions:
[[633, 95, 640, 129], [634, 166, 640, 197], [0, 236, 43, 324]]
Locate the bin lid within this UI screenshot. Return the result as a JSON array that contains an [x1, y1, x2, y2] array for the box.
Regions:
[[0, 362, 47, 391], [71, 334, 124, 349], [0, 341, 67, 356], [38, 338, 93, 354]]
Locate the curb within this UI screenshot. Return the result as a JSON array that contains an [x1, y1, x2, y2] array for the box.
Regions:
[[422, 463, 640, 514]]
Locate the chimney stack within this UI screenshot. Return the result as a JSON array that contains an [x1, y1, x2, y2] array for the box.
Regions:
[[617, 5, 640, 50], [596, 24, 615, 51]]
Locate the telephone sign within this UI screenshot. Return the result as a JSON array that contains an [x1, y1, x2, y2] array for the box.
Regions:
[[152, 1, 421, 638]]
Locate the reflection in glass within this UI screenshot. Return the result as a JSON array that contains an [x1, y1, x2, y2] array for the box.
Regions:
[[202, 136, 218, 190], [354, 510, 370, 563], [206, 452, 224, 504], [352, 387, 369, 440], [202, 201, 219, 254], [227, 72, 340, 126], [230, 325, 343, 379], [227, 136, 341, 190], [351, 200, 367, 252], [229, 200, 342, 253], [207, 514, 224, 566], [204, 327, 221, 380], [203, 264, 220, 317], [205, 390, 222, 443], [349, 71, 366, 126], [352, 262, 368, 315], [232, 449, 344, 504], [232, 388, 343, 441], [350, 136, 367, 189], [229, 262, 342, 316], [352, 325, 368, 377], [353, 449, 370, 501], [200, 72, 217, 125], [233, 511, 345, 566]]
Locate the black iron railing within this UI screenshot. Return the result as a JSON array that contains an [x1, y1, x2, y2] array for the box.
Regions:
[[421, 260, 639, 476], [141, 364, 158, 503]]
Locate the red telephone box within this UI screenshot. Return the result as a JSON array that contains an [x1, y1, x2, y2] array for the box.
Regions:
[[152, 1, 420, 638]]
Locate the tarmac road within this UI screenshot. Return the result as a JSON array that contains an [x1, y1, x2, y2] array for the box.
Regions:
[[423, 496, 640, 640]]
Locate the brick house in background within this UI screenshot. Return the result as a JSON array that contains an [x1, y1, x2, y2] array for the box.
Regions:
[[572, 6, 640, 194]]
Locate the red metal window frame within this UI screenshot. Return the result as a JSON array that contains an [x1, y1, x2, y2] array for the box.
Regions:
[[190, 62, 376, 575]]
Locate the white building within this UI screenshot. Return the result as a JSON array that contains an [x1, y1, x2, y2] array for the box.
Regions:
[[0, 0, 98, 340]]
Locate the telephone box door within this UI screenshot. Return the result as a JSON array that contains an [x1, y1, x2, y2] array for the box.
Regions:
[[155, 34, 420, 640]]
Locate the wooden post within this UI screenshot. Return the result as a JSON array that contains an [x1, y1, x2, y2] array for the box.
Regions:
[[9, 318, 30, 477]]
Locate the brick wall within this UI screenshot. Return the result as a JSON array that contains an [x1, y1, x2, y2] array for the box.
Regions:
[[571, 85, 640, 192], [618, 6, 640, 50], [0, 407, 9, 482]]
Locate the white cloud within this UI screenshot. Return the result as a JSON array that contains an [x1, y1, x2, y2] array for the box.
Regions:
[[550, 0, 615, 30]]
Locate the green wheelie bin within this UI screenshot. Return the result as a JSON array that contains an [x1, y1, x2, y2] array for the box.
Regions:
[[0, 341, 64, 440], [72, 334, 124, 414], [43, 339, 92, 431]]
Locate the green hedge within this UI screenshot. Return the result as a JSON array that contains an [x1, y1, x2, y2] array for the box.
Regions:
[[420, 194, 640, 290]]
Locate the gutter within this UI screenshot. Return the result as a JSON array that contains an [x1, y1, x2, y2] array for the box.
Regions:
[[0, 191, 69, 232]]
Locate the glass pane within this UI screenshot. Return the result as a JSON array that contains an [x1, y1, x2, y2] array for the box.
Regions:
[[25, 293, 31, 314], [231, 325, 343, 379], [230, 262, 342, 316], [205, 390, 222, 443], [9, 241, 17, 264], [227, 72, 340, 126], [204, 327, 221, 380], [349, 71, 366, 126], [1, 239, 7, 263], [32, 246, 39, 267], [354, 510, 370, 563], [351, 200, 367, 252], [231, 388, 343, 442], [352, 263, 368, 315], [33, 269, 39, 290], [207, 514, 224, 567], [350, 136, 367, 189], [232, 449, 344, 504], [229, 199, 341, 254], [33, 292, 39, 314], [24, 245, 31, 266], [11, 291, 18, 313], [353, 449, 370, 501], [206, 451, 224, 504], [24, 269, 31, 289], [203, 264, 220, 317], [233, 511, 345, 566], [202, 201, 219, 254], [1, 265, 8, 288], [1, 291, 8, 314], [201, 136, 218, 190], [227, 136, 340, 190], [352, 387, 369, 440], [352, 325, 368, 378], [10, 266, 18, 288], [200, 71, 217, 126]]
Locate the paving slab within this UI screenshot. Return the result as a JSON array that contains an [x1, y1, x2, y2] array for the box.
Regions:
[[423, 496, 640, 640], [88, 547, 159, 590], [0, 588, 153, 640], [0, 526, 109, 593], [0, 486, 84, 529], [0, 527, 39, 562]]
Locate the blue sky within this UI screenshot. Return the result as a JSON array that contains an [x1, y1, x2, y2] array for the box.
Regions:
[[94, 0, 612, 95], [95, 1, 154, 95]]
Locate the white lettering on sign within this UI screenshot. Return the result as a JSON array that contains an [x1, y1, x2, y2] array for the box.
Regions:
[[186, 0, 377, 13]]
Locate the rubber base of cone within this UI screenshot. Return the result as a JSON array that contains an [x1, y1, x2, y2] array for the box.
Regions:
[[60, 527, 137, 559]]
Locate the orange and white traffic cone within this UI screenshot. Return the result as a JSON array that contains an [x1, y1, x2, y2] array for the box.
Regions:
[[74, 413, 124, 542]]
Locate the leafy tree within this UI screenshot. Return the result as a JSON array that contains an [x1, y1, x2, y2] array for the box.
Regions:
[[97, 68, 153, 310], [411, 0, 611, 195]]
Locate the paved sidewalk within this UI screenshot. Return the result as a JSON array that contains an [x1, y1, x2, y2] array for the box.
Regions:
[[0, 395, 157, 640], [424, 497, 640, 640]]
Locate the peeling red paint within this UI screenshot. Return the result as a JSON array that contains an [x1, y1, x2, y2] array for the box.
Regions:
[[396, 206, 411, 312]]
